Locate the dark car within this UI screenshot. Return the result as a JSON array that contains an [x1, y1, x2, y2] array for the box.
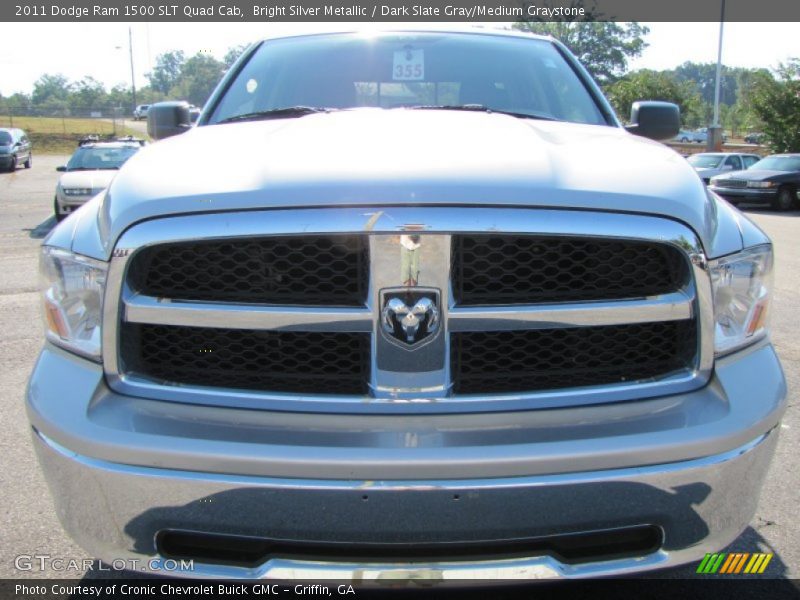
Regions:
[[709, 154, 800, 211], [0, 128, 33, 172], [744, 132, 766, 145]]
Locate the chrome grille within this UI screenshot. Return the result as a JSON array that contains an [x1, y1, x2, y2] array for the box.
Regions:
[[106, 208, 712, 413], [713, 179, 747, 189]]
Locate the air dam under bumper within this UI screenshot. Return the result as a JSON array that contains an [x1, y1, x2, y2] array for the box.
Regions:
[[27, 342, 786, 580]]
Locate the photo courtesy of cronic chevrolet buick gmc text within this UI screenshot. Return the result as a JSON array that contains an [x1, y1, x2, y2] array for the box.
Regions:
[[27, 30, 786, 581]]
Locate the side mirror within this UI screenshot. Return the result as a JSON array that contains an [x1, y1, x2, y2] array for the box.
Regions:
[[722, 165, 733, 171], [147, 101, 193, 141], [625, 101, 680, 141], [56, 166, 66, 172]]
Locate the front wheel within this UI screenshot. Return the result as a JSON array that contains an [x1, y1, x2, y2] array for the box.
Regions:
[[773, 186, 796, 211], [24, 153, 32, 169], [54, 197, 66, 222]]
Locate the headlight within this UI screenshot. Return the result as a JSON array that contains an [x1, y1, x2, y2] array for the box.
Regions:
[[709, 244, 772, 356], [746, 181, 776, 189], [62, 187, 93, 196], [40, 247, 107, 361]]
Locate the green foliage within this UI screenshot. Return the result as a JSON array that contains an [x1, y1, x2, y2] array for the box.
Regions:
[[146, 51, 186, 95], [31, 74, 72, 112], [167, 53, 226, 107], [223, 44, 249, 69], [513, 21, 649, 84], [748, 60, 800, 152], [605, 70, 704, 127]]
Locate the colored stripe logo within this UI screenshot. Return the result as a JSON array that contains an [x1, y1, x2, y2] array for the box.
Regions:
[[696, 553, 773, 574]]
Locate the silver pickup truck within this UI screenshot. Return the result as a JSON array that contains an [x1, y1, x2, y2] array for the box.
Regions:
[[28, 29, 786, 580]]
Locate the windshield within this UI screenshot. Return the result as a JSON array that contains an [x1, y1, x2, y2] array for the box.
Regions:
[[66, 146, 139, 170], [0, 131, 12, 145], [210, 33, 606, 126], [751, 156, 800, 172], [687, 154, 724, 168]]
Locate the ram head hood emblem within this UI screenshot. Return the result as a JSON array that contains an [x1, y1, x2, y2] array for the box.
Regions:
[[381, 293, 440, 345]]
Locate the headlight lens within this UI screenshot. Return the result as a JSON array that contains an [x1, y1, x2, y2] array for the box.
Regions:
[[62, 187, 94, 196], [40, 247, 107, 360], [709, 245, 772, 356], [746, 181, 776, 189]]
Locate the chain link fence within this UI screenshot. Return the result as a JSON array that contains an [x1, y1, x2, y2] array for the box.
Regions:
[[0, 106, 147, 153]]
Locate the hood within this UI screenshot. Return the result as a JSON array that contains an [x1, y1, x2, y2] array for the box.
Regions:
[[58, 169, 118, 190], [714, 169, 784, 182], [100, 109, 716, 252]]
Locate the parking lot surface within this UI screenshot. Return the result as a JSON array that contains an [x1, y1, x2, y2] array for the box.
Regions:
[[0, 156, 797, 581]]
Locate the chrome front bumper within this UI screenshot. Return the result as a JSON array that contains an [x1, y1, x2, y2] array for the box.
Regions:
[[26, 339, 786, 580], [708, 187, 778, 202]]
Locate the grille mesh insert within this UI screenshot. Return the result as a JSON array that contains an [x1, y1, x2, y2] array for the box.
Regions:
[[452, 236, 687, 305], [121, 324, 370, 395], [451, 320, 697, 395], [129, 235, 368, 306]]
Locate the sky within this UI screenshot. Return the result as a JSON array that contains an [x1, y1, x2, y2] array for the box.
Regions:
[[0, 21, 797, 96]]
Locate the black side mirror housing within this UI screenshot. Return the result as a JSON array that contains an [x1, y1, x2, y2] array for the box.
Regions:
[[147, 101, 193, 141], [625, 101, 680, 141], [56, 166, 66, 172]]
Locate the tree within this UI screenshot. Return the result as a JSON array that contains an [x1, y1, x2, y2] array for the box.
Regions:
[[31, 74, 72, 112], [169, 53, 225, 106], [147, 51, 186, 95], [223, 44, 249, 69], [71, 76, 108, 111], [513, 20, 649, 84], [606, 69, 704, 127], [748, 60, 800, 152]]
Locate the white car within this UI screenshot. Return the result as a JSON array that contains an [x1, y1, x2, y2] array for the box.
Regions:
[[133, 104, 151, 120], [687, 152, 761, 184], [54, 138, 143, 221]]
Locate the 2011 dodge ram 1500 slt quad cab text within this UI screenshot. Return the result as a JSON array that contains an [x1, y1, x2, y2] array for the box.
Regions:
[[28, 29, 786, 580]]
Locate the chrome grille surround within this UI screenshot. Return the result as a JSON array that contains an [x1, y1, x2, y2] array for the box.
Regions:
[[103, 207, 713, 414], [713, 179, 747, 189]]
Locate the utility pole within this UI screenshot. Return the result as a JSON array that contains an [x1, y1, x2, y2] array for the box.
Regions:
[[129, 27, 137, 115], [708, 0, 726, 151]]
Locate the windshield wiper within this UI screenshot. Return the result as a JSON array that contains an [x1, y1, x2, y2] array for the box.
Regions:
[[409, 104, 558, 121], [217, 106, 333, 124]]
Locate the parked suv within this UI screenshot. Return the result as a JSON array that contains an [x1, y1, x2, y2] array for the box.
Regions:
[[0, 127, 32, 171], [29, 30, 786, 581]]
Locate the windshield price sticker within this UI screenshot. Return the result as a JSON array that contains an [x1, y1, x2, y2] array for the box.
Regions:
[[393, 50, 425, 81]]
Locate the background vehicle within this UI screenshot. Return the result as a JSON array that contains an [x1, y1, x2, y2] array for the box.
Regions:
[[710, 154, 800, 210], [673, 129, 695, 143], [0, 128, 32, 171], [687, 152, 761, 184], [745, 132, 766, 145], [53, 136, 143, 220], [30, 30, 785, 581], [133, 104, 150, 120]]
